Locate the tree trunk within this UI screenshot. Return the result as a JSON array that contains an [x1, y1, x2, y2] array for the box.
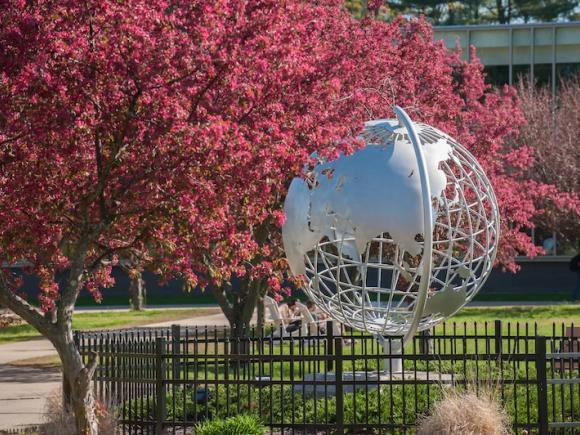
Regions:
[[58, 340, 99, 435], [0, 242, 100, 434], [213, 278, 262, 354], [496, 0, 507, 23], [229, 296, 254, 355], [230, 307, 252, 339], [129, 272, 145, 311], [256, 290, 265, 338]]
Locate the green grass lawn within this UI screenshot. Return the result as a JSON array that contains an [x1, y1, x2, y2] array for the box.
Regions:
[[2, 304, 578, 345], [446, 304, 580, 336], [473, 291, 572, 302], [0, 308, 220, 344]]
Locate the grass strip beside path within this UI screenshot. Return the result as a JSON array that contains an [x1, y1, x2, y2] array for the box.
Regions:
[[0, 308, 219, 344]]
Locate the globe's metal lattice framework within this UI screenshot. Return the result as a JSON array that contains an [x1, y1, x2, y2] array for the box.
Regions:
[[283, 107, 500, 343]]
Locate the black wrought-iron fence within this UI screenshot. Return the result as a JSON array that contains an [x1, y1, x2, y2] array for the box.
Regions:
[[0, 427, 39, 434], [75, 321, 580, 434]]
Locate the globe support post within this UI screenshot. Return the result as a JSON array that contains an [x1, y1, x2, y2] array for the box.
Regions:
[[377, 335, 403, 373], [393, 106, 433, 346]]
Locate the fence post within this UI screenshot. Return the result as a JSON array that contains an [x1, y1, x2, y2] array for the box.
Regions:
[[334, 337, 344, 435], [495, 319, 502, 356], [326, 320, 334, 372], [155, 337, 167, 435], [419, 330, 433, 355], [535, 336, 549, 435], [171, 324, 181, 380]]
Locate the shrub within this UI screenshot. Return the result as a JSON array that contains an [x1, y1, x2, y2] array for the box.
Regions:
[[515, 76, 580, 249], [194, 414, 265, 435]]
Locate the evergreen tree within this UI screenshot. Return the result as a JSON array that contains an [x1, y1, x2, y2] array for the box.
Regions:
[[345, 0, 580, 23], [388, 0, 449, 22], [513, 0, 578, 22]]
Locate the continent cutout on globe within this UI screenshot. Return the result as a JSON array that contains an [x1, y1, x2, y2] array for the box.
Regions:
[[283, 119, 451, 277]]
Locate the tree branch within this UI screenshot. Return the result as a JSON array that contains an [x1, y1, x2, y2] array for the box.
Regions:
[[187, 63, 227, 122], [81, 86, 141, 217], [212, 283, 234, 322], [240, 278, 261, 324], [56, 237, 90, 333], [147, 69, 198, 91], [0, 273, 54, 336], [0, 133, 26, 147], [85, 350, 98, 380], [94, 129, 108, 221], [86, 228, 149, 273]]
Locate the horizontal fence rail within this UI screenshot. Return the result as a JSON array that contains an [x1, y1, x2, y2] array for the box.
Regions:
[[1, 427, 40, 434], [75, 320, 580, 434]]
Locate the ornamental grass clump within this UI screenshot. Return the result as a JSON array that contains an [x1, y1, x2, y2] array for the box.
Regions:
[[41, 390, 118, 435], [416, 389, 509, 435]]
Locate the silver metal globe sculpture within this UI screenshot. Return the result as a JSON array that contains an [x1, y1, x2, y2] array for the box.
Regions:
[[282, 106, 499, 344]]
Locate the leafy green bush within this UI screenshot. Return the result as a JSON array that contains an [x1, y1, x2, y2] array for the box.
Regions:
[[128, 383, 442, 427], [194, 414, 265, 435], [123, 359, 580, 432]]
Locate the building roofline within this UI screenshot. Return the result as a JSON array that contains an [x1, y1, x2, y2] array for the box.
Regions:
[[435, 21, 580, 31]]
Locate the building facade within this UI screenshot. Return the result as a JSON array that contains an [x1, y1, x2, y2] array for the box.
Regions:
[[434, 22, 580, 94]]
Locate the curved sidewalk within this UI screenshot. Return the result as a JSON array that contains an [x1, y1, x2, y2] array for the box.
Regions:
[[0, 339, 60, 431]]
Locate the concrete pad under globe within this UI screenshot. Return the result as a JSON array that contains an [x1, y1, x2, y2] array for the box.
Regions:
[[293, 370, 454, 396]]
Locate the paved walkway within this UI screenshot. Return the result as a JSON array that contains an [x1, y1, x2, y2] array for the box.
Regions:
[[151, 311, 257, 328], [0, 339, 60, 430]]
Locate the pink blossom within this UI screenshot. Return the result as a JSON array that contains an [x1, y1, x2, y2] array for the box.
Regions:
[[272, 210, 287, 228], [368, 0, 384, 12]]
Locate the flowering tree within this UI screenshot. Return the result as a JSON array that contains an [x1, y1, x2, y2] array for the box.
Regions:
[[514, 77, 580, 251], [0, 0, 371, 431]]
